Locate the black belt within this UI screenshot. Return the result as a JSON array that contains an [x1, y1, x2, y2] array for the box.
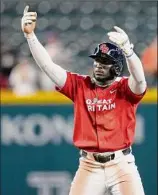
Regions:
[[81, 147, 131, 163]]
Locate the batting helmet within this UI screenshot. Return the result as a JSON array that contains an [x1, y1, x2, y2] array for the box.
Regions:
[[89, 42, 125, 76]]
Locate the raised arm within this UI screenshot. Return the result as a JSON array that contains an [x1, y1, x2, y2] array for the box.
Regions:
[[21, 5, 67, 88], [108, 26, 147, 94]]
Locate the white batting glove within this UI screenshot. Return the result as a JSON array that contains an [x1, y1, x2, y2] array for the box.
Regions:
[[107, 26, 134, 58], [21, 5, 37, 37]]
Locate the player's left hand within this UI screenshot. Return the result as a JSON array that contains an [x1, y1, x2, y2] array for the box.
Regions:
[[107, 26, 134, 57]]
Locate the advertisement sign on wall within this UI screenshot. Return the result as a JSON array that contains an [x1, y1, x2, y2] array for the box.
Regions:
[[1, 104, 157, 195]]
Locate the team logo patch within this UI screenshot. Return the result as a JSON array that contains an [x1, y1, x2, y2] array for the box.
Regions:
[[100, 44, 109, 53]]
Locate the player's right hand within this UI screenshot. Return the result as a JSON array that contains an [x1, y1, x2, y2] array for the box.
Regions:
[[21, 5, 37, 34]]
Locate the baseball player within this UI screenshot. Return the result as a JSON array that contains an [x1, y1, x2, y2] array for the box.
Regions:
[[21, 6, 147, 195]]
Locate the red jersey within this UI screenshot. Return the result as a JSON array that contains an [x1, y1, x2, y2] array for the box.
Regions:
[[57, 72, 146, 152]]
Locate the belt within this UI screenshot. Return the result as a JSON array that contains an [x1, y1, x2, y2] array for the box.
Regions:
[[81, 147, 131, 163]]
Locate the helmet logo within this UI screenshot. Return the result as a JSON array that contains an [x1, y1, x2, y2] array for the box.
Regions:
[[100, 44, 109, 54]]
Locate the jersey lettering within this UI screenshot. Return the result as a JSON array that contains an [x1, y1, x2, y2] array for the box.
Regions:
[[86, 98, 116, 112]]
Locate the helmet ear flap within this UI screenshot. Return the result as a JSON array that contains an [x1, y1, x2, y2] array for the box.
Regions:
[[110, 63, 122, 76]]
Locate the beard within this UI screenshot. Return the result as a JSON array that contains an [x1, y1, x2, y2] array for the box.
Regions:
[[93, 72, 115, 83]]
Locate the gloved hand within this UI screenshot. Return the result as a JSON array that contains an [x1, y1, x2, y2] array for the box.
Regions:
[[21, 5, 37, 35], [107, 26, 134, 58]]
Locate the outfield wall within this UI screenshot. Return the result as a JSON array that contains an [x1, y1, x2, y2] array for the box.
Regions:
[[1, 89, 157, 195]]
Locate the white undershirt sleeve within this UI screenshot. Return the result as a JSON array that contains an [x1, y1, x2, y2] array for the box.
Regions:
[[127, 52, 147, 94], [25, 32, 67, 88]]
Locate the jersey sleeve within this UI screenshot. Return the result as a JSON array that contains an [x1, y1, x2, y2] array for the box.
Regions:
[[55, 71, 79, 102], [119, 77, 147, 104]]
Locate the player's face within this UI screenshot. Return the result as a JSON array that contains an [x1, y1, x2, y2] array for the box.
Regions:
[[93, 61, 113, 82]]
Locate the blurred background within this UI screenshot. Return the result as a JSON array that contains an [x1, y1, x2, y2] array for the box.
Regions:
[[0, 0, 157, 93], [0, 1, 157, 195]]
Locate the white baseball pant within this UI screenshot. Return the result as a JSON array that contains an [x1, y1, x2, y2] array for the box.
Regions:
[[69, 149, 145, 195]]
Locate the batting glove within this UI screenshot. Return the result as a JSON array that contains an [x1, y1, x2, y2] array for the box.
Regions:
[[21, 5, 37, 36], [107, 26, 134, 58]]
